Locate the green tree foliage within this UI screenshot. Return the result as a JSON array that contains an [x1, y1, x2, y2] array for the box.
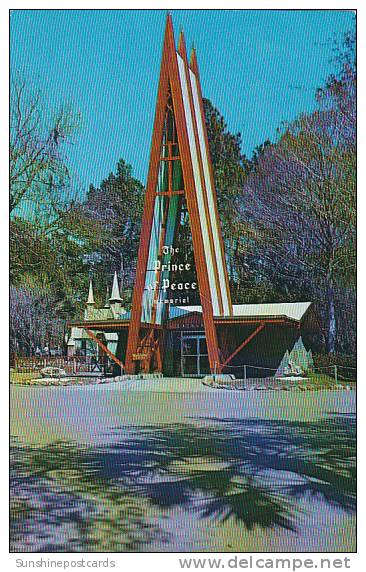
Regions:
[[81, 159, 144, 305], [10, 210, 91, 354], [10, 75, 88, 354], [204, 99, 278, 303], [10, 32, 355, 359], [203, 99, 251, 285]]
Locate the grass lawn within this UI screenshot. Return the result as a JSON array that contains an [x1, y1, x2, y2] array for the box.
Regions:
[[10, 370, 38, 384], [307, 372, 356, 388], [10, 382, 356, 552]]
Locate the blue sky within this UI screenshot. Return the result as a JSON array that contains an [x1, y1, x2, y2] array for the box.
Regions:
[[10, 9, 355, 194]]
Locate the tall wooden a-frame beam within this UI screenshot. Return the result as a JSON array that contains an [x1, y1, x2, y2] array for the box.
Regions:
[[125, 15, 232, 374]]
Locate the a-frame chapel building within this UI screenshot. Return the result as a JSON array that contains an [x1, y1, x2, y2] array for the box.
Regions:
[[68, 15, 317, 377]]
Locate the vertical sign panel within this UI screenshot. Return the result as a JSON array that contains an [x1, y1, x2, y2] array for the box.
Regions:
[[177, 53, 220, 316], [189, 70, 231, 316]]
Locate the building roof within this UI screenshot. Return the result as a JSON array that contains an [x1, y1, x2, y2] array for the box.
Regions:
[[69, 303, 312, 332], [84, 307, 131, 321], [67, 327, 119, 344], [169, 302, 312, 322]]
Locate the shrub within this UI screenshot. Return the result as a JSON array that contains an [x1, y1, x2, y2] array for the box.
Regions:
[[313, 353, 356, 381]]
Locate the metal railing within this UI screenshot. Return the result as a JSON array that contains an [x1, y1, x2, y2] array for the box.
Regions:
[[12, 355, 114, 376], [211, 361, 356, 387]]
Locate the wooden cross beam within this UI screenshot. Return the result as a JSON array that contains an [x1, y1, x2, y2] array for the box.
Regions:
[[222, 322, 265, 367], [85, 329, 124, 369], [139, 330, 154, 350], [154, 334, 163, 372]]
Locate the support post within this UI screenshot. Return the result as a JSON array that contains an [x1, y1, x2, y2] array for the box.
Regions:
[[243, 364, 247, 381], [334, 364, 338, 384]]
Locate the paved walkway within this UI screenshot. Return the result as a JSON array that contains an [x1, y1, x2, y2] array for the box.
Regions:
[[11, 385, 356, 552], [115, 376, 208, 392]]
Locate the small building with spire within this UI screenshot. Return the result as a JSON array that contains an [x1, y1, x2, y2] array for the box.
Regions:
[[109, 271, 127, 318], [67, 273, 129, 360]]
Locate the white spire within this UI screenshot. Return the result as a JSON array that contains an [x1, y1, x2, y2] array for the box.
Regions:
[[87, 279, 95, 305], [109, 271, 122, 303]]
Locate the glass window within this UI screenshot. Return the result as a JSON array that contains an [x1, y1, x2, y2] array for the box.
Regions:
[[199, 355, 210, 375], [182, 338, 197, 355], [199, 337, 208, 355], [172, 160, 183, 191], [171, 143, 179, 157], [181, 335, 209, 376], [157, 161, 168, 193], [183, 356, 198, 375]]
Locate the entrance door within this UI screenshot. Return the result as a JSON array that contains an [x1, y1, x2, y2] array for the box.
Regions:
[[181, 333, 209, 377]]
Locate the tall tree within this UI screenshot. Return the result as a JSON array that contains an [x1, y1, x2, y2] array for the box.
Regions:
[[10, 73, 80, 218], [203, 98, 250, 290], [81, 159, 144, 304], [10, 74, 88, 354], [237, 34, 356, 354]]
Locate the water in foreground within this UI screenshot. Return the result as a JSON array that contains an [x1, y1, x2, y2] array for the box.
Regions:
[[10, 381, 356, 552]]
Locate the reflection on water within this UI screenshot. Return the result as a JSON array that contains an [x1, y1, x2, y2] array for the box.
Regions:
[[10, 413, 355, 552]]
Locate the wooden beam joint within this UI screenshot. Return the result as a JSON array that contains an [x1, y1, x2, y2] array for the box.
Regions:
[[85, 329, 124, 370]]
